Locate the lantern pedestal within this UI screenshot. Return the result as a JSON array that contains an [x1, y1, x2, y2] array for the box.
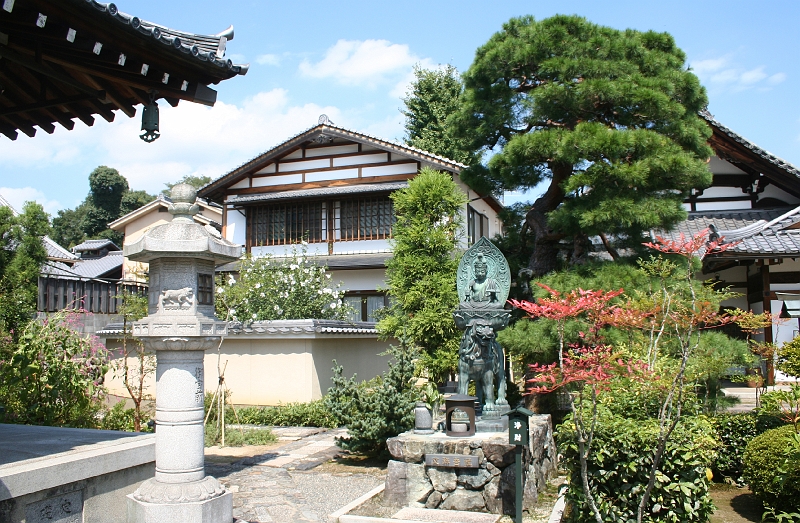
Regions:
[[123, 184, 242, 523]]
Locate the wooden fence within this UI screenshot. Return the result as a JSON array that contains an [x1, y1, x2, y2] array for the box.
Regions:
[[38, 277, 148, 314]]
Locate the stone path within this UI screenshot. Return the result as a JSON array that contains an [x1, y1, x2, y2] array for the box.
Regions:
[[205, 428, 384, 523]]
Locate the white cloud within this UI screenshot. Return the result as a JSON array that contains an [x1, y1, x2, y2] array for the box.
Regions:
[[690, 57, 729, 75], [740, 67, 767, 85], [299, 39, 420, 87], [0, 186, 62, 215], [768, 72, 787, 85], [86, 89, 342, 195], [690, 55, 786, 92], [0, 89, 342, 206], [256, 54, 280, 66]]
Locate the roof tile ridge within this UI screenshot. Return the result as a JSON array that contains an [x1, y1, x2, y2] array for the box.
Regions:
[[762, 205, 800, 230], [701, 111, 800, 176]]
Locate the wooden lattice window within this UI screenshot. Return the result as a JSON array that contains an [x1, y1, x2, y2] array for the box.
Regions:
[[337, 197, 395, 241], [197, 274, 213, 305], [249, 201, 327, 246]]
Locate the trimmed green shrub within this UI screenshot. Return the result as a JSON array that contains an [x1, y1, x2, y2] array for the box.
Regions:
[[710, 412, 785, 484], [237, 400, 339, 428], [778, 336, 800, 379], [558, 412, 718, 523], [742, 424, 800, 513], [325, 343, 417, 455], [101, 401, 137, 432]]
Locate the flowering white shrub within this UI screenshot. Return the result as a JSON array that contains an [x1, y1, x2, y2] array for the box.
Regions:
[[216, 243, 350, 322]]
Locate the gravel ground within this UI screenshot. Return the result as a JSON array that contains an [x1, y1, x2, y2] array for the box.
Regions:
[[291, 470, 385, 522]]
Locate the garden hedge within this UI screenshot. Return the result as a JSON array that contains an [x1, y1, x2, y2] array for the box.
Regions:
[[558, 412, 717, 522]]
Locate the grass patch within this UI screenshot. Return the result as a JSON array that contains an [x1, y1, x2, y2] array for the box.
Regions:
[[204, 423, 277, 447]]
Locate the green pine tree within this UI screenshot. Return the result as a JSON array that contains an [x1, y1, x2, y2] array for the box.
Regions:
[[451, 15, 713, 277]]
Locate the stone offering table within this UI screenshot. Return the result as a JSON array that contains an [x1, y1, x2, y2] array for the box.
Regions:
[[384, 414, 557, 516]]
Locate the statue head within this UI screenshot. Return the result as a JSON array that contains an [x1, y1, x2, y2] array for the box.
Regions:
[[473, 254, 488, 282]]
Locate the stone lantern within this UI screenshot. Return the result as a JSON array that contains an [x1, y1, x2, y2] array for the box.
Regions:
[[124, 184, 241, 523]]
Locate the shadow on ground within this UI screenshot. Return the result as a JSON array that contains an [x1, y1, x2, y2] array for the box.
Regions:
[[710, 485, 762, 523]]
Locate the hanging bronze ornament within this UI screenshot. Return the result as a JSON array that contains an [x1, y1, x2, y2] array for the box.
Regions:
[[140, 91, 160, 143]]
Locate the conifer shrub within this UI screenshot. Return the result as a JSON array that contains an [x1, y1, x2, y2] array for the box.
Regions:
[[324, 343, 418, 455], [709, 412, 785, 484], [558, 411, 717, 523], [742, 424, 800, 513]]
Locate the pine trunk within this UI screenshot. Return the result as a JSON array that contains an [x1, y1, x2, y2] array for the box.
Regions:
[[524, 163, 569, 277]]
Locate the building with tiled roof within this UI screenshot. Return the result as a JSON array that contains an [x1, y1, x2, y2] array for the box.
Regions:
[[108, 194, 222, 281], [198, 115, 503, 324], [0, 0, 247, 141], [657, 114, 800, 383]]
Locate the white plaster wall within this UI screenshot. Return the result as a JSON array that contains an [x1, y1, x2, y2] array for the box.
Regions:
[[693, 200, 753, 212], [332, 239, 390, 254], [104, 334, 392, 405], [226, 206, 247, 245], [760, 184, 800, 205], [708, 156, 746, 175], [251, 243, 328, 257], [331, 268, 386, 291]]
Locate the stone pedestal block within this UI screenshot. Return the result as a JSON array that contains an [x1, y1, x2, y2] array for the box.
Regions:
[[127, 490, 232, 523], [385, 414, 557, 516]]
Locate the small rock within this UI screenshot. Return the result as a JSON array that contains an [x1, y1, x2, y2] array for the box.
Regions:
[[428, 466, 457, 492], [458, 467, 493, 489], [407, 463, 433, 504], [425, 490, 443, 509], [384, 460, 407, 505], [439, 488, 487, 512]]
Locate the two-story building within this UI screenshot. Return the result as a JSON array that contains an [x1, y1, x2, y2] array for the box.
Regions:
[[198, 116, 504, 322]]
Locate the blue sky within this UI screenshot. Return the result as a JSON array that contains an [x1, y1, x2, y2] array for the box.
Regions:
[[1, 0, 798, 215]]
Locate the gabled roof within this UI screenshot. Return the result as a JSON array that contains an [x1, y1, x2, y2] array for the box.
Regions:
[[44, 236, 78, 262], [702, 111, 800, 196], [72, 238, 120, 252], [665, 206, 800, 259], [0, 0, 247, 140], [198, 121, 470, 203], [108, 194, 221, 231], [41, 250, 122, 279]]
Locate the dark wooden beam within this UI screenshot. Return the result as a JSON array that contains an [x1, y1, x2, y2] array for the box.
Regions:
[[0, 44, 105, 99], [0, 93, 94, 116]]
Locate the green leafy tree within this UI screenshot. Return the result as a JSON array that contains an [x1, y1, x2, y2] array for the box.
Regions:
[[120, 189, 154, 216], [217, 243, 349, 322], [111, 289, 154, 432], [325, 341, 418, 455], [451, 15, 713, 278], [52, 167, 154, 247], [82, 166, 129, 238], [377, 168, 467, 381], [0, 310, 108, 427], [778, 335, 800, 379], [402, 65, 473, 164], [0, 201, 49, 342], [163, 175, 212, 196], [51, 202, 91, 249]]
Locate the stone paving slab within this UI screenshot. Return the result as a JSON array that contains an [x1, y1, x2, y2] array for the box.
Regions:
[[392, 507, 501, 523]]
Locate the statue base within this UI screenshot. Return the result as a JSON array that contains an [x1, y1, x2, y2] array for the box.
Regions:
[[476, 417, 508, 433]]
